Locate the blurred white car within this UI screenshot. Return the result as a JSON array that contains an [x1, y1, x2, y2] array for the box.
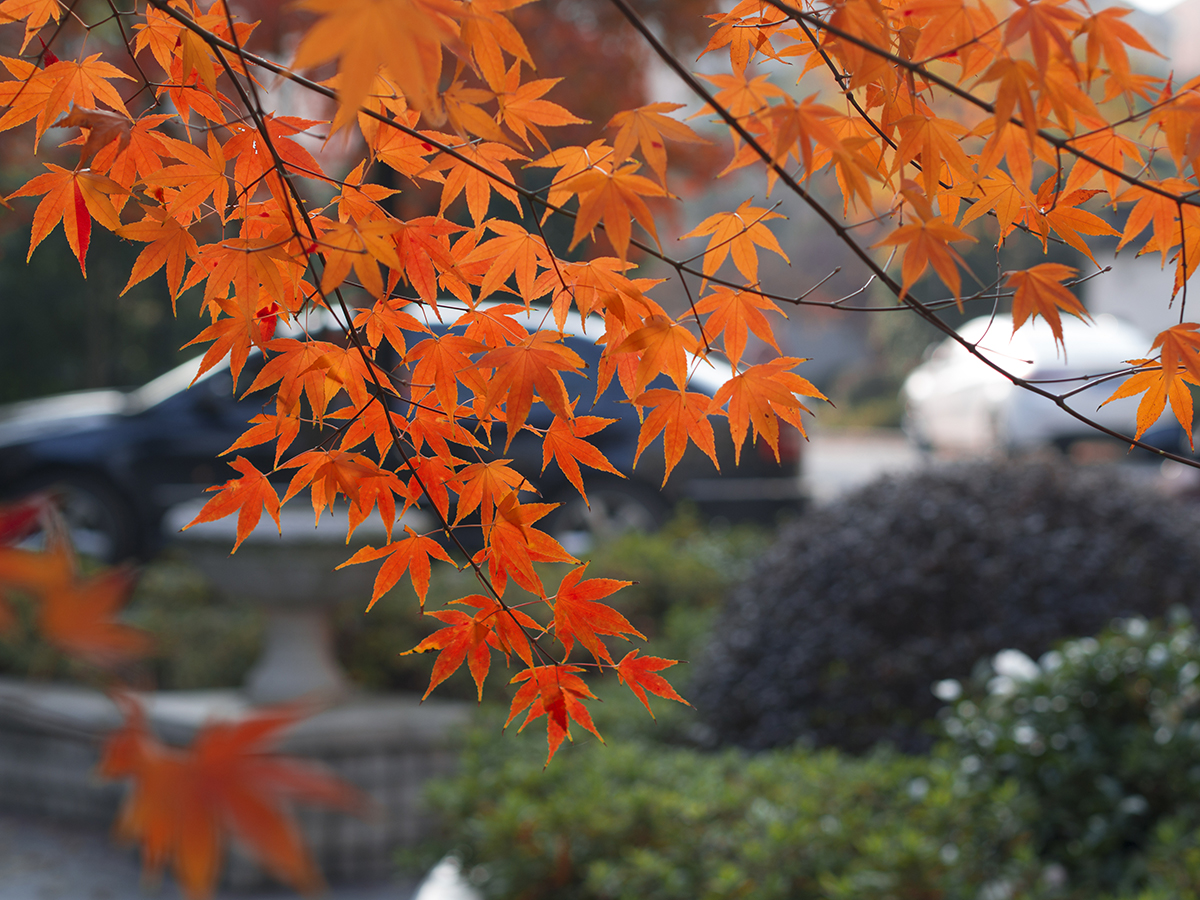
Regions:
[[901, 313, 1189, 456]]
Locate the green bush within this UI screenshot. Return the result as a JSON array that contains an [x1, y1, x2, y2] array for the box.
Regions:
[[425, 727, 1037, 900], [943, 612, 1200, 896]]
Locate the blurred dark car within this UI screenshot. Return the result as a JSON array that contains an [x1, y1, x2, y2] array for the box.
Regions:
[[0, 307, 803, 562]]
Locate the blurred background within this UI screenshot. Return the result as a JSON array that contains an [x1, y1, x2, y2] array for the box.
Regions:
[[6, 0, 1200, 895]]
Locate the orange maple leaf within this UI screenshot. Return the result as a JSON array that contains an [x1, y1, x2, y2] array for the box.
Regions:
[[293, 0, 462, 123], [119, 205, 199, 304], [633, 387, 720, 483], [337, 526, 456, 610], [52, 105, 131, 169], [541, 413, 623, 505], [402, 594, 538, 699], [481, 492, 575, 596], [495, 66, 585, 151], [694, 285, 785, 368], [1006, 263, 1089, 350], [607, 101, 708, 184], [551, 563, 640, 664], [506, 664, 602, 765], [8, 164, 124, 274], [98, 699, 364, 900], [184, 456, 281, 551], [873, 214, 976, 302], [566, 161, 667, 260], [1103, 357, 1199, 444], [476, 331, 585, 448], [612, 314, 701, 396], [615, 649, 688, 718], [680, 198, 789, 285], [709, 358, 825, 464]]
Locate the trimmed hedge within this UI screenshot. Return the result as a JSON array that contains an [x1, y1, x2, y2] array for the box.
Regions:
[[694, 460, 1200, 752], [426, 731, 1036, 900]]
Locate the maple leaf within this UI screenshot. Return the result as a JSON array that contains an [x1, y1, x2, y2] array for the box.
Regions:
[[402, 594, 538, 699], [507, 664, 602, 765], [147, 130, 230, 224], [615, 649, 687, 718], [35, 55, 134, 141], [494, 65, 585, 150], [633, 387, 720, 484], [955, 171, 1031, 244], [184, 456, 280, 551], [709, 358, 825, 464], [892, 113, 976, 199], [119, 205, 199, 304], [8, 164, 124, 275], [1103, 357, 1199, 443], [699, 0, 789, 73], [407, 332, 488, 422], [694, 285, 785, 368], [1115, 178, 1190, 264], [566, 161, 667, 261], [476, 331, 585, 448], [1006, 263, 1089, 351], [1063, 127, 1145, 198], [0, 0, 62, 51], [392, 215, 465, 304], [183, 291, 278, 387], [337, 526, 456, 609], [293, 0, 463, 122], [694, 70, 787, 122], [459, 0, 534, 92], [542, 413, 623, 505], [39, 565, 150, 665], [98, 699, 363, 899], [551, 563, 639, 664], [460, 218, 552, 301], [222, 411, 301, 469], [442, 79, 507, 144], [0, 540, 149, 664], [612, 314, 701, 396], [482, 492, 575, 596], [1004, 0, 1082, 78], [873, 215, 976, 302], [452, 458, 531, 526], [1023, 178, 1118, 265], [52, 106, 130, 169], [281, 449, 383, 524], [681, 198, 789, 286], [315, 218, 403, 298], [428, 138, 526, 225], [607, 102, 708, 184], [1077, 6, 1160, 89], [353, 297, 430, 357]]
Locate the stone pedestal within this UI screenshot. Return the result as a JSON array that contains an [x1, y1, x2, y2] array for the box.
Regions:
[[0, 678, 469, 886], [170, 504, 389, 705]]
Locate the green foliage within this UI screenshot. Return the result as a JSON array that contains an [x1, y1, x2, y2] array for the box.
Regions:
[[425, 730, 1036, 900], [944, 612, 1200, 897], [123, 558, 263, 690]]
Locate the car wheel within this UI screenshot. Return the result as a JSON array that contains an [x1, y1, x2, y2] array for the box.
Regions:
[[544, 478, 667, 556], [11, 472, 140, 564]]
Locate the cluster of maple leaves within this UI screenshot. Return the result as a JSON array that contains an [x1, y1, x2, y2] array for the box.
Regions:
[[4, 0, 1200, 889]]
